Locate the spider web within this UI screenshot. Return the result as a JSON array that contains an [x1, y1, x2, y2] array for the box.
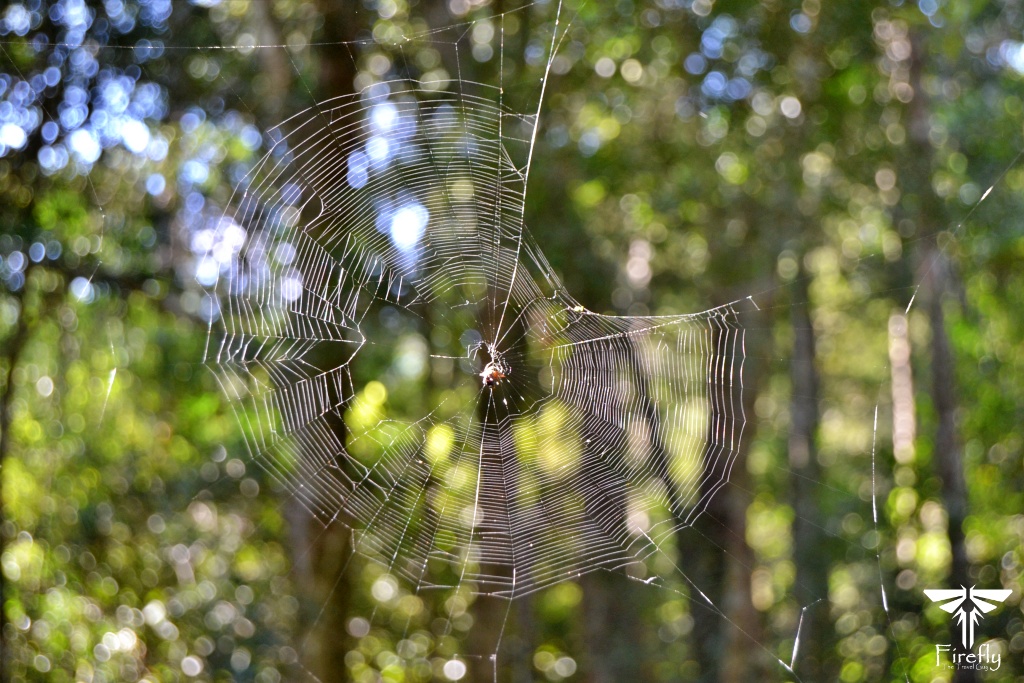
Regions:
[[203, 17, 748, 606], [3, 1, 1020, 680]]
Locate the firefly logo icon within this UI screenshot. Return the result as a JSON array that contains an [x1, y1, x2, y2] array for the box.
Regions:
[[924, 585, 1011, 650]]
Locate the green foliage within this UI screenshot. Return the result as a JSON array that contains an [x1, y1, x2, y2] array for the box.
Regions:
[[2, 0, 1023, 681]]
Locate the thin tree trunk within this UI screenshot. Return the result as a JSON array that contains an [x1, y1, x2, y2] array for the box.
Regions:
[[581, 570, 644, 683], [927, 255, 969, 588], [572, 361, 641, 683], [249, 0, 293, 125], [509, 596, 535, 683], [308, 521, 354, 681], [276, 7, 362, 678], [906, 32, 973, 681], [315, 1, 359, 101], [788, 271, 831, 679], [927, 253, 973, 683], [692, 304, 767, 682], [717, 373, 763, 683]]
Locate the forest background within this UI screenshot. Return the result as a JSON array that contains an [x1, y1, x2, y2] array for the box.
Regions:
[[2, 0, 1024, 682]]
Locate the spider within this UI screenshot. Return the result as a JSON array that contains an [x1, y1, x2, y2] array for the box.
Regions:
[[480, 362, 507, 388]]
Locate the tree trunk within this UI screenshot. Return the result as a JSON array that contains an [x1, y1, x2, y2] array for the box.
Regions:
[[716, 354, 764, 683], [315, 1, 359, 101], [927, 253, 973, 682], [581, 570, 645, 683], [308, 520, 355, 681], [249, 0, 293, 125], [691, 304, 766, 682], [276, 7, 363, 678], [906, 32, 973, 681], [788, 271, 831, 679]]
